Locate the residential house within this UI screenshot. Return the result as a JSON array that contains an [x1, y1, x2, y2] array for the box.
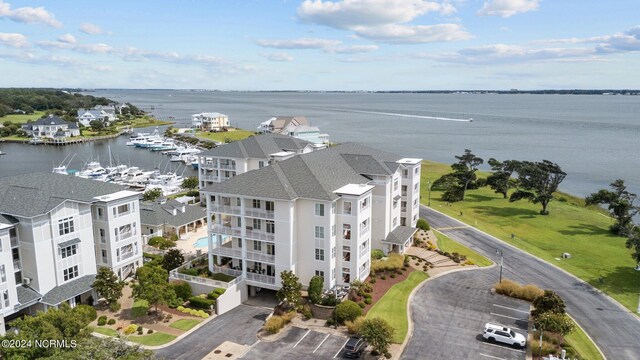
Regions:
[[0, 173, 144, 334], [21, 115, 80, 138], [258, 116, 329, 144], [191, 112, 230, 131], [77, 105, 117, 127], [140, 199, 206, 239], [201, 143, 421, 297]]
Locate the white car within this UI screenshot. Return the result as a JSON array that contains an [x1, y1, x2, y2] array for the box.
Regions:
[[482, 323, 527, 348]]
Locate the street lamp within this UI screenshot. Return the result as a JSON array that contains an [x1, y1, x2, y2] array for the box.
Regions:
[[496, 248, 504, 283], [532, 323, 543, 359], [427, 180, 432, 207]]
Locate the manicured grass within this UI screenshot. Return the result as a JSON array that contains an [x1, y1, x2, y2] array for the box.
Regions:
[[127, 331, 177, 346], [131, 299, 149, 318], [169, 318, 202, 331], [434, 230, 493, 267], [93, 327, 119, 337], [0, 111, 46, 124], [195, 128, 254, 143], [210, 272, 236, 282], [0, 135, 29, 141], [565, 318, 605, 360], [118, 116, 173, 129], [421, 160, 640, 312], [366, 271, 429, 343]]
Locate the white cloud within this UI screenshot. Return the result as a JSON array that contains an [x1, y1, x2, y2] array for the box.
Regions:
[[0, 51, 85, 66], [477, 0, 540, 18], [57, 33, 77, 44], [79, 23, 106, 35], [353, 23, 472, 44], [0, 0, 62, 28], [37, 40, 113, 54], [262, 52, 294, 62], [325, 44, 378, 54], [256, 38, 341, 49], [0, 32, 29, 48]]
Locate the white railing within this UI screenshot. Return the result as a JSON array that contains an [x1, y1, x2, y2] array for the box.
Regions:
[[211, 246, 243, 258], [245, 229, 274, 242], [118, 251, 135, 262], [244, 209, 275, 219], [212, 225, 242, 237], [246, 272, 276, 284], [169, 271, 239, 289], [218, 164, 235, 170], [359, 226, 369, 237], [359, 267, 368, 279], [212, 265, 243, 277], [245, 251, 275, 263], [10, 236, 18, 248], [201, 174, 218, 181], [210, 205, 242, 215]]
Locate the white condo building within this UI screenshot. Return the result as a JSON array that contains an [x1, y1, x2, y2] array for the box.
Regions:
[[201, 143, 421, 294], [191, 112, 230, 131], [0, 173, 144, 334]]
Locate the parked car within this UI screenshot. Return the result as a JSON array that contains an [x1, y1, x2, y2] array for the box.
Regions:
[[344, 336, 367, 358], [482, 323, 527, 348]]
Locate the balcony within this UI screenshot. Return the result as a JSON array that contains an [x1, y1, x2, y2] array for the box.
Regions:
[[211, 246, 243, 258], [342, 245, 350, 251], [244, 208, 275, 219], [245, 251, 275, 263], [13, 259, 21, 271], [359, 226, 369, 237], [212, 265, 243, 278], [10, 236, 18, 248], [118, 251, 135, 262], [116, 231, 133, 242], [246, 272, 276, 284], [201, 174, 218, 182], [245, 229, 275, 242], [219, 163, 236, 170], [210, 205, 242, 215], [401, 191, 407, 196], [212, 225, 242, 237], [401, 207, 407, 213], [342, 267, 350, 274]]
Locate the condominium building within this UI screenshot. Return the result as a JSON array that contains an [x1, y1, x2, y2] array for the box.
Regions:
[[197, 133, 324, 188], [191, 112, 230, 131], [257, 116, 330, 144], [0, 173, 144, 334], [201, 143, 421, 294]]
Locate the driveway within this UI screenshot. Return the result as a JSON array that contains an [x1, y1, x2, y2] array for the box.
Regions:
[[242, 326, 350, 360], [155, 305, 270, 360], [405, 206, 640, 360]]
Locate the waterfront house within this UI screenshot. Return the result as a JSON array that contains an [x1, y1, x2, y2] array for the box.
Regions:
[[0, 173, 144, 334], [140, 198, 206, 239], [191, 112, 230, 131], [257, 116, 330, 144], [77, 105, 117, 127], [21, 115, 80, 138], [200, 143, 421, 301]]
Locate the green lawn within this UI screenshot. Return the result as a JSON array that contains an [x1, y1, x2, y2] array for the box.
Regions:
[[434, 231, 493, 267], [93, 327, 119, 337], [195, 128, 254, 143], [366, 271, 429, 343], [169, 319, 202, 331], [131, 299, 149, 318], [127, 332, 177, 346], [421, 160, 640, 312], [0, 135, 28, 141], [0, 111, 46, 124], [565, 318, 604, 360]]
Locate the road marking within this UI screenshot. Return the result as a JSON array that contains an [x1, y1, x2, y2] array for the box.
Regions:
[[313, 333, 330, 353], [490, 312, 528, 321], [293, 329, 310, 348], [334, 338, 349, 358], [493, 303, 530, 314], [481, 342, 526, 353], [479, 353, 506, 360]]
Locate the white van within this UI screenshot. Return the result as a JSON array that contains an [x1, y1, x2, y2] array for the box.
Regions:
[[482, 323, 527, 348]]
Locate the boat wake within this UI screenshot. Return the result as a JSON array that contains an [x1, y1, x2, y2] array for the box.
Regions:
[[328, 108, 473, 122]]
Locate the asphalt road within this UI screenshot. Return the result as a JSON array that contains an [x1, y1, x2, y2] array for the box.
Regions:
[[242, 326, 350, 360], [405, 206, 640, 360], [155, 305, 270, 360]]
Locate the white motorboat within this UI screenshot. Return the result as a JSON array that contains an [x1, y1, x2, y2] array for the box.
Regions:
[[76, 161, 107, 180]]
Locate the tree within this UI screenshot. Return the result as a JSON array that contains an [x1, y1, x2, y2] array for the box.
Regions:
[[162, 248, 185, 272], [89, 120, 104, 132], [486, 158, 519, 199], [358, 317, 395, 355], [586, 179, 638, 236], [335, 300, 363, 324], [182, 176, 199, 190], [44, 336, 156, 360], [509, 160, 566, 215], [432, 173, 464, 202], [531, 290, 566, 318], [92, 267, 124, 306], [132, 265, 176, 314], [276, 270, 302, 309], [142, 188, 164, 202], [626, 226, 640, 264], [535, 312, 575, 336], [308, 275, 324, 304], [433, 149, 483, 202]]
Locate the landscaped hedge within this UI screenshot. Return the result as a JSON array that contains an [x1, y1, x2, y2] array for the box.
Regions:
[[171, 280, 193, 300], [335, 300, 363, 324], [188, 296, 215, 309], [417, 218, 430, 231], [371, 253, 404, 273], [495, 279, 544, 302]]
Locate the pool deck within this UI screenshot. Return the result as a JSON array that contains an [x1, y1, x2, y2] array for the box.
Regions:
[[175, 226, 209, 256]]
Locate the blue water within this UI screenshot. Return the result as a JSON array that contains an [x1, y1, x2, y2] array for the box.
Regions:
[[194, 237, 208, 248]]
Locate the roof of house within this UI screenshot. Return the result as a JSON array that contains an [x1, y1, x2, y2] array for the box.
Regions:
[[139, 199, 206, 227], [0, 172, 126, 218], [21, 115, 79, 129], [199, 133, 312, 159], [0, 214, 18, 225], [202, 142, 406, 201], [41, 274, 96, 306], [268, 116, 309, 133], [289, 124, 320, 133], [193, 112, 227, 118], [382, 226, 418, 244], [16, 286, 42, 310]]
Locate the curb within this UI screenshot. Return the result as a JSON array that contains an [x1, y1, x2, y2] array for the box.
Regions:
[[566, 314, 608, 360]]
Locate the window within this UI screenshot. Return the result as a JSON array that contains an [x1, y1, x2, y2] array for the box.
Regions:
[[315, 203, 325, 216], [58, 217, 74, 236], [403, 169, 409, 177], [266, 221, 275, 234], [63, 265, 79, 281], [99, 228, 106, 243], [266, 201, 274, 211], [259, 161, 265, 168], [343, 201, 352, 215], [237, 217, 242, 227], [253, 241, 262, 251], [117, 203, 130, 215], [401, 217, 406, 226], [252, 218, 261, 230], [331, 246, 336, 259], [98, 208, 103, 218], [315, 270, 324, 279], [331, 224, 336, 237], [360, 197, 369, 209], [101, 249, 107, 263], [415, 167, 419, 174], [401, 201, 407, 211], [61, 244, 77, 259], [343, 224, 351, 240], [0, 265, 5, 283], [315, 249, 325, 261], [238, 238, 243, 248], [332, 268, 335, 280], [401, 185, 407, 195], [331, 202, 336, 214], [2, 290, 7, 308], [315, 226, 325, 239], [394, 179, 399, 191], [414, 183, 418, 191], [253, 199, 261, 208], [267, 244, 275, 255], [236, 198, 242, 206]]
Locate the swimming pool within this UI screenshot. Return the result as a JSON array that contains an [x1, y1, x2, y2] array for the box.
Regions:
[[193, 237, 208, 248]]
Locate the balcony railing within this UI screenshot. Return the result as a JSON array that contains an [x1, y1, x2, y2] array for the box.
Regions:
[[116, 231, 133, 242], [210, 205, 242, 215], [212, 225, 242, 237], [13, 259, 21, 271], [211, 246, 243, 258], [244, 209, 275, 219], [342, 245, 350, 251], [118, 251, 135, 262], [246, 272, 276, 284], [10, 236, 18, 248], [359, 226, 369, 237], [342, 267, 350, 273], [245, 229, 275, 242], [212, 265, 243, 278], [218, 163, 236, 170], [245, 251, 275, 263], [201, 174, 218, 182]]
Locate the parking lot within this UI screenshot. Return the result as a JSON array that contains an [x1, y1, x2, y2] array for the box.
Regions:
[[404, 268, 529, 360], [242, 326, 351, 360]]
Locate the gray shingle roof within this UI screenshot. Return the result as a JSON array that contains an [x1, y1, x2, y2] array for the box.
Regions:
[[199, 133, 312, 159], [202, 142, 404, 201], [0, 214, 18, 225], [383, 226, 417, 244], [140, 199, 206, 227], [0, 172, 125, 218], [16, 286, 42, 310], [21, 115, 78, 130], [58, 238, 81, 248], [41, 274, 96, 306]]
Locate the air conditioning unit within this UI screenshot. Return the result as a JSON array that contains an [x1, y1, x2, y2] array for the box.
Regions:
[[22, 277, 31, 286]]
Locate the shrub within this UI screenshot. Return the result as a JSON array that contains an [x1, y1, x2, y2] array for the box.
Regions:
[[325, 318, 335, 327], [178, 267, 199, 276], [532, 290, 566, 318], [495, 279, 544, 302], [189, 296, 215, 309], [171, 281, 192, 300], [301, 304, 313, 320], [147, 329, 154, 334], [177, 306, 185, 311], [75, 304, 98, 322], [380, 276, 386, 280], [371, 253, 404, 273], [136, 326, 143, 332], [109, 301, 121, 312], [390, 274, 396, 278], [335, 300, 363, 324], [137, 330, 143, 335], [308, 275, 324, 304], [358, 301, 366, 308], [107, 319, 116, 325], [168, 297, 183, 308], [321, 294, 339, 306], [370, 278, 376, 284], [364, 298, 372, 305], [345, 316, 365, 334], [384, 352, 392, 359], [371, 249, 384, 260], [97, 318, 107, 326], [98, 315, 107, 322], [207, 292, 220, 300], [124, 324, 138, 335], [264, 316, 285, 334], [213, 288, 226, 295], [416, 218, 430, 231]]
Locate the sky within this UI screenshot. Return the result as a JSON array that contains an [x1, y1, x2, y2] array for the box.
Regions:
[[0, 0, 639, 90]]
